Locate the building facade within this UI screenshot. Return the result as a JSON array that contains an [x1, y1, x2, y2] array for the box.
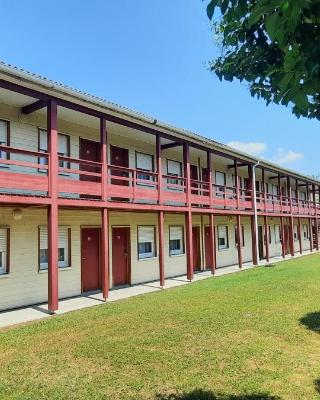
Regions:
[[0, 63, 319, 312]]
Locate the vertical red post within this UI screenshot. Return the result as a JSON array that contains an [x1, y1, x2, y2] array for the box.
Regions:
[[156, 135, 163, 205], [183, 143, 191, 207], [280, 216, 286, 258], [207, 151, 213, 207], [296, 179, 300, 214], [314, 217, 319, 251], [158, 210, 165, 286], [264, 215, 270, 262], [297, 217, 303, 255], [309, 217, 313, 252], [47, 100, 59, 313], [288, 216, 295, 256], [278, 173, 282, 213], [251, 215, 258, 265], [100, 117, 108, 201], [236, 214, 242, 269], [101, 208, 109, 299], [234, 159, 240, 210], [209, 213, 216, 274], [185, 210, 193, 281], [262, 168, 266, 212]]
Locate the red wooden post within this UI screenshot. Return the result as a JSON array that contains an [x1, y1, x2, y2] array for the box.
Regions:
[[289, 216, 295, 256], [183, 143, 191, 206], [100, 117, 107, 201], [209, 213, 216, 274], [234, 160, 240, 210], [251, 215, 258, 265], [296, 179, 300, 215], [236, 214, 242, 269], [314, 217, 319, 251], [297, 217, 303, 255], [309, 217, 313, 252], [262, 168, 266, 212], [264, 215, 270, 262], [278, 173, 282, 213], [156, 135, 163, 205], [185, 210, 194, 281], [207, 151, 213, 207], [101, 208, 109, 299], [280, 216, 286, 258], [47, 100, 59, 313], [158, 210, 165, 286]]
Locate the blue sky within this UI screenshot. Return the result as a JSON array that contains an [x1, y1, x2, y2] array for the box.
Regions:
[[0, 0, 318, 175]]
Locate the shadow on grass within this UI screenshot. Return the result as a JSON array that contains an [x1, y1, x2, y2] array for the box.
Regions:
[[299, 312, 320, 332], [314, 378, 320, 393], [155, 389, 281, 399]]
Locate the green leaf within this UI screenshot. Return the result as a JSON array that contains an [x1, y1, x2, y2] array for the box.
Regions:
[[207, 0, 220, 20], [294, 91, 309, 113]]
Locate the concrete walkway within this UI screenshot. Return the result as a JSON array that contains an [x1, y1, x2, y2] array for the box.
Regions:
[[0, 250, 317, 330]]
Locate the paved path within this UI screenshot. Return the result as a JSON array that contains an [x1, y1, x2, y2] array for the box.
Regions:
[[0, 250, 316, 329]]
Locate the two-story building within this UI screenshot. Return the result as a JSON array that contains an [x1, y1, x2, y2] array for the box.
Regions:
[[0, 62, 319, 313]]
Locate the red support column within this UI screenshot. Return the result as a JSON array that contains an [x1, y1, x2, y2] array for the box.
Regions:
[[297, 217, 303, 255], [234, 160, 240, 210], [185, 210, 193, 281], [280, 216, 286, 258], [183, 143, 191, 206], [236, 214, 242, 269], [315, 217, 319, 251], [101, 208, 109, 299], [262, 168, 266, 212], [289, 216, 295, 256], [309, 217, 313, 252], [207, 151, 213, 207], [100, 117, 108, 201], [251, 215, 258, 265], [156, 135, 163, 205], [209, 213, 216, 274], [47, 100, 59, 313], [158, 210, 165, 286], [264, 215, 270, 262]]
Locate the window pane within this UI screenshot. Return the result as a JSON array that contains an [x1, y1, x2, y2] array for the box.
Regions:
[[170, 239, 181, 251], [58, 248, 65, 262], [40, 249, 48, 265], [0, 252, 3, 269]]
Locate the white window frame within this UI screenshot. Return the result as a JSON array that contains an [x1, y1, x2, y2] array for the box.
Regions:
[[169, 226, 184, 256], [274, 224, 281, 243], [135, 152, 154, 184], [293, 225, 299, 241], [39, 226, 71, 270], [0, 228, 9, 275], [167, 159, 182, 188], [215, 171, 226, 196], [218, 225, 229, 250], [303, 224, 309, 240], [0, 119, 9, 160], [38, 129, 70, 170], [137, 226, 156, 259]]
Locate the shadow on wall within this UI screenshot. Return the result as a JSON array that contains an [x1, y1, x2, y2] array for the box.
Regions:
[[155, 389, 281, 400], [299, 312, 320, 332]]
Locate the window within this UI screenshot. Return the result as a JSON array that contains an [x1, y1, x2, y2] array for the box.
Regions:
[[138, 226, 156, 259], [303, 224, 309, 240], [218, 225, 229, 250], [167, 159, 182, 187], [294, 225, 299, 241], [38, 129, 70, 170], [272, 185, 278, 196], [136, 152, 154, 182], [274, 224, 281, 243], [215, 171, 226, 196], [39, 226, 71, 270], [300, 191, 307, 202], [0, 228, 9, 275], [169, 226, 184, 255], [0, 119, 9, 160], [234, 225, 245, 247]]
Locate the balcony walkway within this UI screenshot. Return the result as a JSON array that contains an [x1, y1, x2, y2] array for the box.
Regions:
[[0, 249, 318, 330]]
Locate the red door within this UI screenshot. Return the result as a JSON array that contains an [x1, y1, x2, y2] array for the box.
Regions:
[[81, 228, 101, 292], [204, 226, 215, 269], [112, 227, 130, 286], [110, 145, 129, 186], [79, 138, 101, 182], [192, 226, 201, 271], [190, 165, 198, 195]]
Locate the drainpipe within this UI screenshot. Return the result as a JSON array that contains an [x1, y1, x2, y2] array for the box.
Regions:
[[252, 161, 260, 265]]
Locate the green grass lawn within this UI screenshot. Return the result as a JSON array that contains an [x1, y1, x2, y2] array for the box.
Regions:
[[1, 255, 320, 399]]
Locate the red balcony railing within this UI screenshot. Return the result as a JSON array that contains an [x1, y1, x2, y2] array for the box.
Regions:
[[0, 145, 318, 215]]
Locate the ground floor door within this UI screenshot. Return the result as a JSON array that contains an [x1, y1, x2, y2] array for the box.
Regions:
[[258, 225, 264, 260], [81, 228, 101, 292], [204, 225, 214, 269], [112, 227, 130, 286], [192, 226, 201, 271]]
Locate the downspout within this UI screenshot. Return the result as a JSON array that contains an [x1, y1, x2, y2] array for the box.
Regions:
[[252, 161, 260, 265]]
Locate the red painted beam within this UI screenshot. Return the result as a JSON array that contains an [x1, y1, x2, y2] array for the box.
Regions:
[[158, 210, 165, 286], [47, 101, 59, 313], [156, 135, 163, 205], [161, 142, 182, 150], [100, 117, 108, 201], [21, 99, 47, 114], [185, 210, 193, 281], [236, 214, 242, 269], [209, 213, 216, 274], [101, 208, 109, 299]]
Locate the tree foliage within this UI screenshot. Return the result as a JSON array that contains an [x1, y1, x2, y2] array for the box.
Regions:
[[207, 0, 320, 119]]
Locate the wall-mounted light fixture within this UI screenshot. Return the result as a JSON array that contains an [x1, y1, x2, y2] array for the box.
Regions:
[[12, 208, 23, 220]]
